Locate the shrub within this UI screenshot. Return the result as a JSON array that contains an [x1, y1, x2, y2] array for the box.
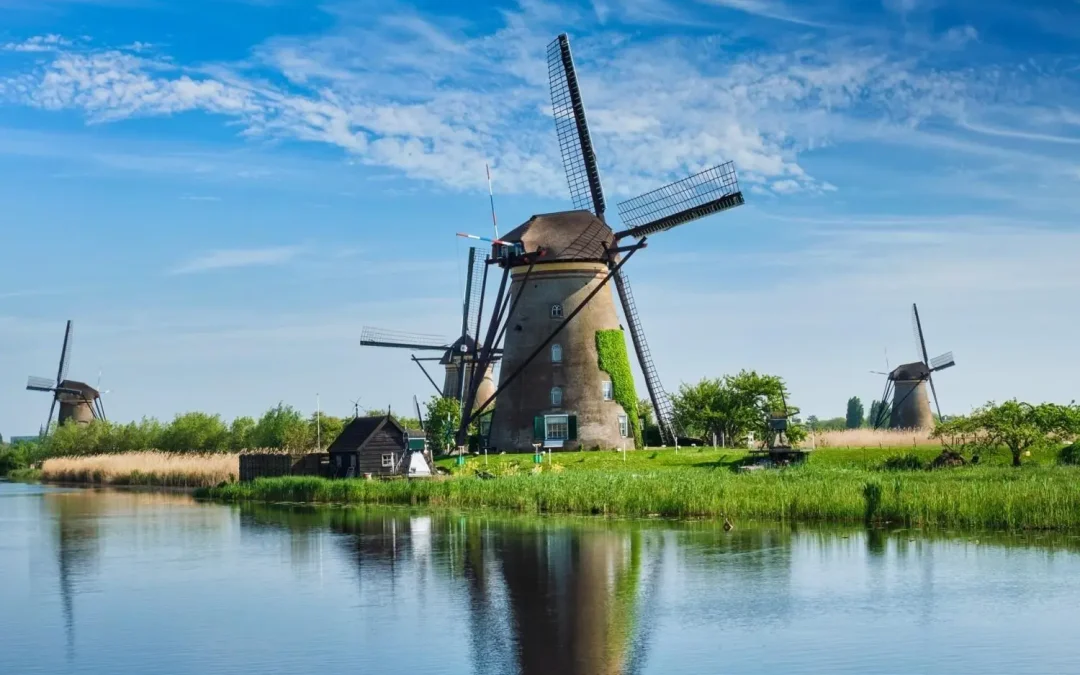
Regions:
[[1059, 442, 1080, 466], [881, 453, 925, 471]]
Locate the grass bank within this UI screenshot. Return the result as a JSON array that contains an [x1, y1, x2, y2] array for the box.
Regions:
[[199, 460, 1080, 531], [41, 452, 238, 488]]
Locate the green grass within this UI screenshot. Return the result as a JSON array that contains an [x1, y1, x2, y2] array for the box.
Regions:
[[199, 446, 1080, 531]]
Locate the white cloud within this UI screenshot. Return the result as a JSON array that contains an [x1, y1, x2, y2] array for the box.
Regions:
[[169, 246, 302, 275], [2, 3, 1078, 212], [2, 34, 72, 53], [699, 0, 832, 27], [941, 24, 979, 49]]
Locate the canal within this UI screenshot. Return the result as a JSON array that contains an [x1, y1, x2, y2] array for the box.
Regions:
[[2, 481, 1079, 674]]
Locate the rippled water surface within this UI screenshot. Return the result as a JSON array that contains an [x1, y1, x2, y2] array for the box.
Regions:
[[3, 480, 1080, 674]]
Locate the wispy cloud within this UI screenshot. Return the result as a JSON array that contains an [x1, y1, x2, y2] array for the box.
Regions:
[[2, 34, 72, 52], [169, 246, 302, 275], [699, 0, 833, 27], [1, 3, 1078, 209]]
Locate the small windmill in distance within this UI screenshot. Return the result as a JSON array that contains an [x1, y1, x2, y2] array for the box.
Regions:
[[871, 304, 955, 430], [26, 320, 106, 432]]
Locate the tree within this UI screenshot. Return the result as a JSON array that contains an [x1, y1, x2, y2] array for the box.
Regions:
[[159, 412, 229, 452], [252, 403, 307, 450], [845, 397, 864, 429], [424, 396, 461, 453], [934, 400, 1080, 467], [867, 400, 889, 428], [228, 416, 256, 451], [671, 371, 803, 447]]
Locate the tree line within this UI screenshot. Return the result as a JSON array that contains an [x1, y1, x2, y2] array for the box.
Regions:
[[2, 403, 423, 467]]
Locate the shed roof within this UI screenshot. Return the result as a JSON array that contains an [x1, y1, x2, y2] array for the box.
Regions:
[[327, 415, 406, 453], [499, 210, 613, 263]]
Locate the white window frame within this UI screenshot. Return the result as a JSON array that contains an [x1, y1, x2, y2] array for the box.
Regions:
[[550, 386, 563, 407], [550, 303, 563, 319], [545, 414, 569, 446], [602, 380, 613, 401], [381, 453, 394, 468], [618, 414, 629, 438], [551, 343, 562, 363]]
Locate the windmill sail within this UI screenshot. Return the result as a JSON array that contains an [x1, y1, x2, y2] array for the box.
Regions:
[[613, 269, 676, 445], [57, 320, 73, 385], [929, 351, 955, 371], [548, 33, 605, 217], [360, 327, 452, 351], [912, 303, 930, 365], [462, 247, 486, 341], [615, 163, 744, 240], [27, 376, 57, 392]]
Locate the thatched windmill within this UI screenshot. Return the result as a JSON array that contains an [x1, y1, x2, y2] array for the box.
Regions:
[[871, 303, 955, 430], [26, 320, 105, 432], [455, 34, 745, 451]]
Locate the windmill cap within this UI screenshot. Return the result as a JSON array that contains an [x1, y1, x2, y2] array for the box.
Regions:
[[440, 335, 479, 364], [889, 362, 930, 381], [498, 210, 613, 263]]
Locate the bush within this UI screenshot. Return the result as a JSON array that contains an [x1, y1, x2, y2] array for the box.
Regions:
[[1058, 442, 1080, 466], [881, 453, 925, 471], [0, 447, 29, 475]]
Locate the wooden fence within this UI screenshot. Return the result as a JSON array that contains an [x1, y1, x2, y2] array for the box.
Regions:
[[239, 453, 331, 482]]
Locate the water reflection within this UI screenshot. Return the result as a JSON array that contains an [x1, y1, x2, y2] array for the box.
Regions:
[[43, 491, 103, 659], [7, 484, 1080, 675]]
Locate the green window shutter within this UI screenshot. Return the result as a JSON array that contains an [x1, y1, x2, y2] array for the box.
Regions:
[[568, 415, 578, 441], [533, 416, 544, 440]]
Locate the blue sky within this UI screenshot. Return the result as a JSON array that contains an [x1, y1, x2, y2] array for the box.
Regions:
[[1, 0, 1078, 436]]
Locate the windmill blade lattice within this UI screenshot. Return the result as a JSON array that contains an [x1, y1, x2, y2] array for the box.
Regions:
[[462, 247, 487, 341], [929, 351, 955, 371], [547, 34, 605, 217], [615, 163, 744, 239], [360, 327, 452, 351], [912, 303, 930, 365], [27, 376, 57, 392], [57, 320, 73, 384]]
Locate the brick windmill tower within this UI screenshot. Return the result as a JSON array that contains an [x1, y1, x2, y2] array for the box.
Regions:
[[456, 34, 745, 451], [26, 320, 106, 432]]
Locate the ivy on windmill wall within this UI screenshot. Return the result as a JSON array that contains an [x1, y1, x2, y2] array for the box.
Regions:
[[595, 330, 643, 450]]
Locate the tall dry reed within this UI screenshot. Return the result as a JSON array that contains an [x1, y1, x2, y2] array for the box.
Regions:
[[809, 428, 940, 449], [41, 452, 238, 487]]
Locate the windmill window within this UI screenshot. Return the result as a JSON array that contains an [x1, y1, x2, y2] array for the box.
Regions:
[[550, 304, 563, 319], [550, 386, 563, 407], [618, 414, 629, 438], [602, 381, 613, 400], [381, 453, 394, 468], [551, 343, 563, 363], [545, 414, 569, 441]]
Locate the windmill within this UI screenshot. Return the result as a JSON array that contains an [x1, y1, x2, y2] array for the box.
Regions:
[[360, 246, 497, 412], [26, 320, 105, 432], [870, 303, 955, 430], [455, 33, 745, 451]]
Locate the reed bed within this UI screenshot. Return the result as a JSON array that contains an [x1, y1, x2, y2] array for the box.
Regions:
[[810, 428, 940, 448], [200, 464, 1080, 531], [41, 452, 239, 488]]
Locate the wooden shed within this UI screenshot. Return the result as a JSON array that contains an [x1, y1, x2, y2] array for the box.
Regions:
[[326, 415, 432, 478]]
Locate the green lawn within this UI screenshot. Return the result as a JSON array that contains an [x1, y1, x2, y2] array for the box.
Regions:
[[435, 444, 1055, 474]]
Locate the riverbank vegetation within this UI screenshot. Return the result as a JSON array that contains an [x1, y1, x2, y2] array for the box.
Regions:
[[40, 452, 237, 487], [200, 462, 1080, 531]]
